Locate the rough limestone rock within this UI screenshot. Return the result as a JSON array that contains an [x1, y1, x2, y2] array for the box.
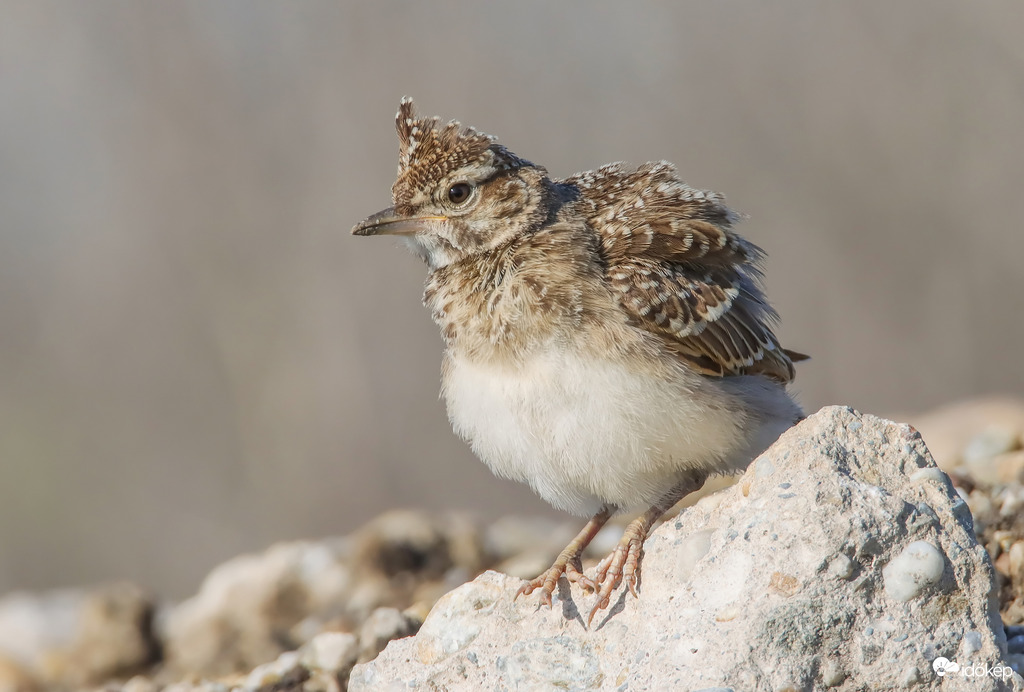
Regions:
[[350, 407, 1023, 692]]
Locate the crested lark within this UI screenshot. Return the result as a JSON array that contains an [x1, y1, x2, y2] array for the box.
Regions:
[[353, 98, 806, 624]]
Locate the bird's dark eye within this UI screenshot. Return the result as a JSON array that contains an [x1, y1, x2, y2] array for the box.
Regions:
[[447, 182, 473, 206]]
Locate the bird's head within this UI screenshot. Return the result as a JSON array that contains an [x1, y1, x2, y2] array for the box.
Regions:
[[352, 98, 552, 269]]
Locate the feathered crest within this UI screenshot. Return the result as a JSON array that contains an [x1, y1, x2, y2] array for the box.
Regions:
[[396, 97, 495, 171], [392, 98, 533, 209]]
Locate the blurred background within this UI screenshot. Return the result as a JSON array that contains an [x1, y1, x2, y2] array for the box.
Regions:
[[1, 1, 1022, 599]]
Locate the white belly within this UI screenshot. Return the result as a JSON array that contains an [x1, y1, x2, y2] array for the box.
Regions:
[[441, 348, 756, 516]]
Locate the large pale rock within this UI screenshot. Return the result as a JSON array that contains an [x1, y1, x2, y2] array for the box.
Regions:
[[351, 407, 1023, 691]]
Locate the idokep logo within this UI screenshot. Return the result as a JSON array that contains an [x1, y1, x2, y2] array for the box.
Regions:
[[932, 657, 1015, 681]]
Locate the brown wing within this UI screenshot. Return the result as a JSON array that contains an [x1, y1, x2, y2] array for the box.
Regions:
[[566, 161, 802, 383]]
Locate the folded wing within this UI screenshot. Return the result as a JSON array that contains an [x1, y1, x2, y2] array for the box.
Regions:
[[567, 161, 803, 383]]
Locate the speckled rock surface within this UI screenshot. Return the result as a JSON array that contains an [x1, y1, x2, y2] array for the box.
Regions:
[[351, 407, 1023, 691]]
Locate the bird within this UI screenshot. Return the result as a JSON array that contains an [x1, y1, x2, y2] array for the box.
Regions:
[[352, 98, 807, 625]]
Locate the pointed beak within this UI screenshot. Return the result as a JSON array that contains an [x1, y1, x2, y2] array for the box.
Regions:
[[351, 207, 446, 236]]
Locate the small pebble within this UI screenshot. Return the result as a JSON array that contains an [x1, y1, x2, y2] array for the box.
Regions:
[[827, 554, 855, 580], [962, 630, 983, 656], [300, 631, 358, 673], [244, 651, 301, 689], [883, 541, 945, 602], [900, 665, 921, 687], [820, 660, 845, 686], [1010, 542, 1024, 576], [1001, 491, 1024, 517], [993, 530, 1016, 552], [909, 467, 947, 485], [964, 427, 1019, 465]]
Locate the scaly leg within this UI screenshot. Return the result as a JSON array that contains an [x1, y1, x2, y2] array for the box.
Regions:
[[588, 472, 706, 625], [515, 506, 613, 607]]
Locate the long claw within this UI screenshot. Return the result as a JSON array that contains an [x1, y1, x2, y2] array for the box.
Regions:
[[625, 544, 644, 597], [587, 596, 610, 627], [587, 538, 642, 626]]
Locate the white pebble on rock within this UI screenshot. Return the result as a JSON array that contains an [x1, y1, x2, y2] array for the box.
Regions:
[[882, 540, 945, 601]]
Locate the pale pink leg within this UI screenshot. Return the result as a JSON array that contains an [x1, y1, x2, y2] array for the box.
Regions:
[[588, 473, 706, 625]]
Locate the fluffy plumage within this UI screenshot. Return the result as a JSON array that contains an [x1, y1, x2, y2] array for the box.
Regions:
[[352, 98, 807, 622]]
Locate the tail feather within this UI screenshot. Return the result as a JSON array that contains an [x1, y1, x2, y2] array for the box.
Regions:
[[783, 348, 811, 363]]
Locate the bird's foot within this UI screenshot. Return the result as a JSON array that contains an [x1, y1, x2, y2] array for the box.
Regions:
[[515, 507, 613, 608], [587, 521, 648, 626], [515, 557, 596, 607]]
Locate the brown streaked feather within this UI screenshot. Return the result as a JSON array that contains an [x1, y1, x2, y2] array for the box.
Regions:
[[392, 98, 535, 215], [565, 161, 801, 383]]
